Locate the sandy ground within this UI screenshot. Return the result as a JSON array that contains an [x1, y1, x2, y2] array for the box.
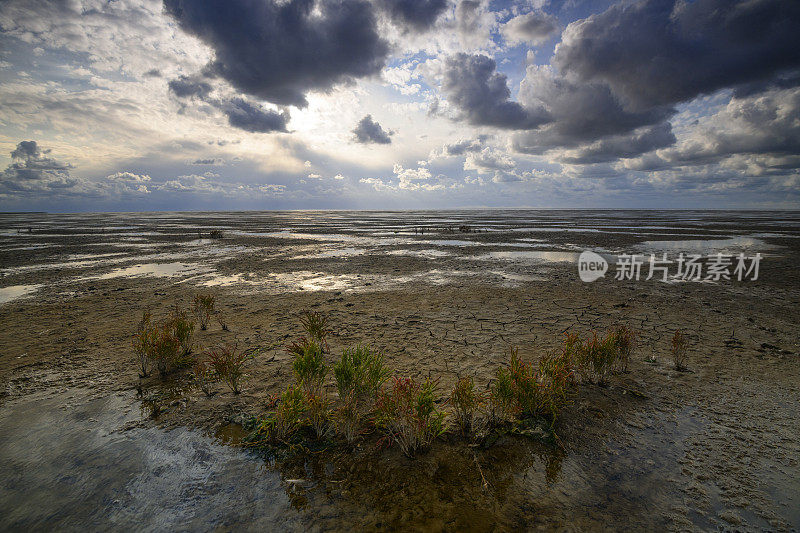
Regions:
[[0, 213, 799, 530]]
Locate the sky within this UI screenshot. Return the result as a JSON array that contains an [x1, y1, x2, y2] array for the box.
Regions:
[[0, 0, 799, 212]]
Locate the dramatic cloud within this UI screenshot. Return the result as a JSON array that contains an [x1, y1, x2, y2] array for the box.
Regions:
[[0, 141, 152, 199], [558, 123, 676, 164], [2, 141, 72, 183], [1, 0, 798, 209], [501, 11, 558, 46], [352, 115, 393, 144], [379, 0, 448, 32], [441, 53, 550, 129], [512, 66, 673, 156], [163, 0, 389, 108], [219, 98, 289, 133], [623, 87, 800, 172], [555, 0, 800, 109]]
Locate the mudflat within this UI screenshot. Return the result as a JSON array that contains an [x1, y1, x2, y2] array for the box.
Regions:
[[1, 210, 798, 531]]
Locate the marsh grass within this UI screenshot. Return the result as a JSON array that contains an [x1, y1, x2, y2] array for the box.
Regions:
[[168, 305, 195, 356], [207, 342, 249, 394], [671, 329, 689, 371], [375, 376, 447, 457], [192, 360, 217, 397], [216, 312, 229, 331], [607, 325, 636, 373], [489, 364, 517, 424], [132, 310, 155, 377], [261, 385, 307, 443], [300, 311, 330, 349], [333, 392, 361, 444], [304, 391, 331, 438], [288, 337, 327, 396], [151, 324, 181, 376], [334, 344, 390, 401], [193, 293, 215, 330], [449, 376, 482, 435]]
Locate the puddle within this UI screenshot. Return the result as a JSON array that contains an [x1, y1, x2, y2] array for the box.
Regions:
[[84, 262, 209, 281], [424, 239, 476, 246], [387, 248, 452, 258], [0, 284, 42, 304], [639, 236, 779, 254], [475, 251, 581, 263]]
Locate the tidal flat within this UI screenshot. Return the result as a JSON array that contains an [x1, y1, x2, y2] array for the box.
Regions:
[[1, 210, 799, 531]]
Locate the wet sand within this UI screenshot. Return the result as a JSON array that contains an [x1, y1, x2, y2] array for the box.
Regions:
[[1, 210, 799, 531]]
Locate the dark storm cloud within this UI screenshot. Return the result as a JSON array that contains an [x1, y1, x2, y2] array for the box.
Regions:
[[163, 0, 389, 108], [441, 53, 551, 129], [559, 123, 676, 164], [554, 0, 800, 109], [379, 0, 448, 32], [168, 75, 212, 99], [352, 115, 393, 144], [512, 67, 673, 155], [219, 98, 289, 133]]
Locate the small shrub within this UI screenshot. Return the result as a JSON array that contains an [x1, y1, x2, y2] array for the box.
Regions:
[[168, 305, 195, 357], [575, 332, 617, 385], [262, 385, 307, 443], [375, 376, 446, 457], [216, 312, 229, 331], [489, 365, 517, 423], [508, 347, 543, 417], [151, 325, 181, 376], [334, 392, 361, 444], [193, 293, 215, 330], [288, 337, 327, 395], [490, 347, 575, 425], [192, 360, 217, 397], [334, 344, 391, 401], [608, 325, 636, 373], [207, 342, 249, 394], [671, 330, 689, 371], [300, 311, 330, 348], [304, 391, 331, 438], [450, 376, 481, 435], [132, 310, 155, 377], [537, 351, 575, 422]]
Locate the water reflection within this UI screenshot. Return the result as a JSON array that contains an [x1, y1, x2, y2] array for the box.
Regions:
[[0, 284, 42, 304]]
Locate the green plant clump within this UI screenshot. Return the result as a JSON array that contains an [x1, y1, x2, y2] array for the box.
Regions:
[[450, 376, 482, 435], [301, 311, 330, 349], [288, 337, 327, 396], [207, 342, 249, 394], [375, 376, 447, 457], [334, 344, 391, 400]]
